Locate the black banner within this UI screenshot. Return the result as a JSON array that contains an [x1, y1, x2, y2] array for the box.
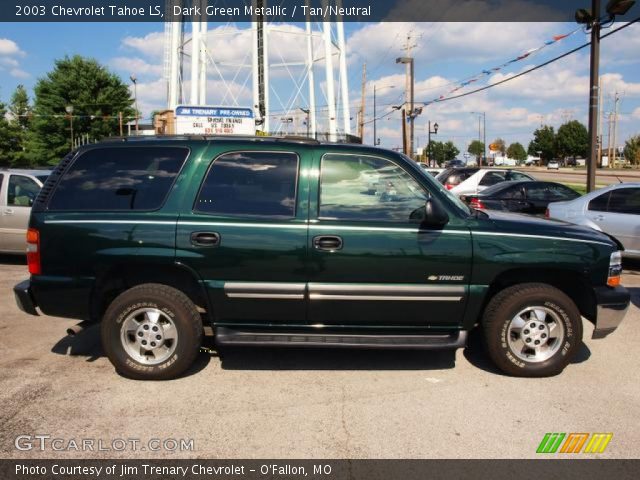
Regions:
[[2, 460, 640, 480], [4, 0, 640, 23]]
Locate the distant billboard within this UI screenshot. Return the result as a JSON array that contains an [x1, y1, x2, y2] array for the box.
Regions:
[[175, 106, 255, 136]]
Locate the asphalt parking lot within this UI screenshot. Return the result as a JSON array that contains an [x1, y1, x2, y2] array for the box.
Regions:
[[1, 256, 639, 460]]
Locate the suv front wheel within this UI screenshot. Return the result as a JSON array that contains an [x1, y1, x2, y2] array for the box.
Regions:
[[101, 284, 202, 380], [482, 283, 583, 377]]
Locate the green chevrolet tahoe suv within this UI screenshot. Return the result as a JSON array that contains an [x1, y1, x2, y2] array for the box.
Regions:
[[13, 137, 630, 380]]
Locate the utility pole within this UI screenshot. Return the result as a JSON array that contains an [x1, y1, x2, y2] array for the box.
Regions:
[[400, 32, 416, 157], [613, 92, 620, 166], [586, 0, 601, 192], [606, 111, 613, 167], [598, 77, 603, 167], [373, 84, 377, 146], [359, 63, 366, 142], [401, 108, 407, 155]]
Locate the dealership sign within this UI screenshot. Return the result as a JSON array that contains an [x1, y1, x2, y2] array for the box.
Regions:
[[175, 106, 255, 136]]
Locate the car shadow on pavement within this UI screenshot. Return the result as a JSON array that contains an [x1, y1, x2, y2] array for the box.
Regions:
[[629, 288, 640, 309], [0, 254, 26, 265], [462, 326, 591, 377], [50, 324, 212, 379], [217, 346, 456, 371], [623, 259, 640, 271]]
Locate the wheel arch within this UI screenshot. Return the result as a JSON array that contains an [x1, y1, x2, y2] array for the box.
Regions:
[[90, 262, 212, 325], [476, 268, 597, 326]]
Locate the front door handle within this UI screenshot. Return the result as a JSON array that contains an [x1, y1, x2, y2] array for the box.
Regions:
[[313, 235, 343, 251], [3, 208, 14, 216], [191, 231, 221, 247], [592, 215, 605, 222]]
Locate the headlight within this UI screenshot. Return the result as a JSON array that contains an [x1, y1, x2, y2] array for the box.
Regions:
[[607, 251, 623, 287]]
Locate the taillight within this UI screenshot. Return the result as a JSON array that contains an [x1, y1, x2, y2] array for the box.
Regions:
[[26, 228, 41, 275], [469, 198, 486, 209], [545, 208, 550, 218], [445, 184, 453, 190], [607, 251, 622, 287]]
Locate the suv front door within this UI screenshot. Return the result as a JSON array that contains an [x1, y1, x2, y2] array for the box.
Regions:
[[307, 152, 472, 328], [0, 174, 41, 253], [176, 147, 311, 326]]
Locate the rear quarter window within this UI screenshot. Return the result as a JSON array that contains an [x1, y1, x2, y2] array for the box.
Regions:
[[48, 146, 189, 211]]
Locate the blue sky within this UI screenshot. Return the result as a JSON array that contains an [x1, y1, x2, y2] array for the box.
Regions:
[[1, 21, 639, 156]]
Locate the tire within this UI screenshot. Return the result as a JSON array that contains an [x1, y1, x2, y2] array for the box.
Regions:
[[101, 284, 202, 380], [482, 283, 582, 377]]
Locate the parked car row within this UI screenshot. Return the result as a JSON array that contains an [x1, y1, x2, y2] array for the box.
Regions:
[[434, 165, 638, 258], [0, 169, 51, 254]]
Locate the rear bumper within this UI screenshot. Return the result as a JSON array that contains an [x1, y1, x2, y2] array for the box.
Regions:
[[592, 286, 630, 339], [14, 280, 38, 316]]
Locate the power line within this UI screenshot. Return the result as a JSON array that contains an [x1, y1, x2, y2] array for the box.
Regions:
[[362, 17, 639, 127], [423, 17, 639, 105]]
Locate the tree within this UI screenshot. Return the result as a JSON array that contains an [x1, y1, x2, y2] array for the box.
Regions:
[[25, 55, 135, 165], [624, 134, 640, 166], [507, 142, 528, 163], [7, 85, 31, 166], [491, 138, 506, 155], [0, 100, 21, 167], [425, 140, 459, 165], [556, 120, 588, 160], [468, 140, 485, 161], [528, 125, 556, 163]]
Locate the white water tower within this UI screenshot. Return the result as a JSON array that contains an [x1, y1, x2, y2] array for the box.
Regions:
[[164, 0, 352, 140]]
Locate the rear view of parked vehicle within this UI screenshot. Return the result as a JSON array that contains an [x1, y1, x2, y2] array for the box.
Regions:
[[548, 183, 640, 258], [436, 168, 535, 196], [0, 169, 51, 254], [461, 181, 580, 215]]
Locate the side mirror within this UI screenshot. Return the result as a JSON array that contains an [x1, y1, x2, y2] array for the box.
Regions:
[[424, 196, 449, 227]]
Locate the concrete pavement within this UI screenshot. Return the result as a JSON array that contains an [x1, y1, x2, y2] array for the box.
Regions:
[[1, 256, 639, 459]]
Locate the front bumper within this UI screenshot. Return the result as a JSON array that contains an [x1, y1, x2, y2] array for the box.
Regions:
[[14, 280, 38, 316], [592, 286, 630, 339]]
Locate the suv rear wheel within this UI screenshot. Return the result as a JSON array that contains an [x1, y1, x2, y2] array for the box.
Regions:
[[101, 284, 202, 380], [482, 283, 582, 377]]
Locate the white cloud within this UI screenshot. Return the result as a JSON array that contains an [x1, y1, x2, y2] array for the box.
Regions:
[[633, 107, 640, 119], [121, 31, 165, 59], [111, 56, 163, 77], [0, 38, 28, 79], [0, 38, 24, 56]]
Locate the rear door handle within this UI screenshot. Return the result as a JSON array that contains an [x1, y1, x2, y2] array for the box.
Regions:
[[313, 235, 343, 251], [190, 231, 221, 247], [3, 209, 14, 216], [592, 215, 605, 221]]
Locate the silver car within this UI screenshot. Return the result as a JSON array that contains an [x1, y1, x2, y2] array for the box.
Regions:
[[0, 169, 51, 254], [547, 183, 640, 258]]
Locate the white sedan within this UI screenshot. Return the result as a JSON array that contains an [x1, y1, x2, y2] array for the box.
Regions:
[[547, 183, 640, 258], [436, 168, 535, 197]]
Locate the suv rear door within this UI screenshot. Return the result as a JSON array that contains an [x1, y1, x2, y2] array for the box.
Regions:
[[307, 150, 472, 328], [0, 173, 42, 253], [175, 145, 311, 326]]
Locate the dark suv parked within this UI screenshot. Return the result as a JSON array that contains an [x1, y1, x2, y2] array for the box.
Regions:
[[14, 137, 629, 380]]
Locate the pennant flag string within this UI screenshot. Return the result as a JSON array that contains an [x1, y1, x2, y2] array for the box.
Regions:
[[422, 26, 582, 107]]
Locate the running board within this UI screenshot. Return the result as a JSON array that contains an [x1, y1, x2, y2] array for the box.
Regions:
[[215, 327, 467, 350]]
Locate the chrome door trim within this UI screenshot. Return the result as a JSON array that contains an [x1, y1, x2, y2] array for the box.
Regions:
[[308, 283, 464, 302], [223, 282, 306, 300]]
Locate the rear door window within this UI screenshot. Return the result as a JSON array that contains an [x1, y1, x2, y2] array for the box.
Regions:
[[608, 188, 640, 215], [195, 151, 299, 218], [8, 175, 41, 207], [48, 147, 188, 211], [588, 192, 610, 212], [479, 171, 506, 186]]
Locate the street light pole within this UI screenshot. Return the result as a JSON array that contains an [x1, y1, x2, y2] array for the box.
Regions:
[[396, 56, 416, 158], [65, 105, 74, 151], [299, 107, 311, 138], [427, 121, 439, 167], [130, 74, 139, 135], [471, 111, 486, 167]]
